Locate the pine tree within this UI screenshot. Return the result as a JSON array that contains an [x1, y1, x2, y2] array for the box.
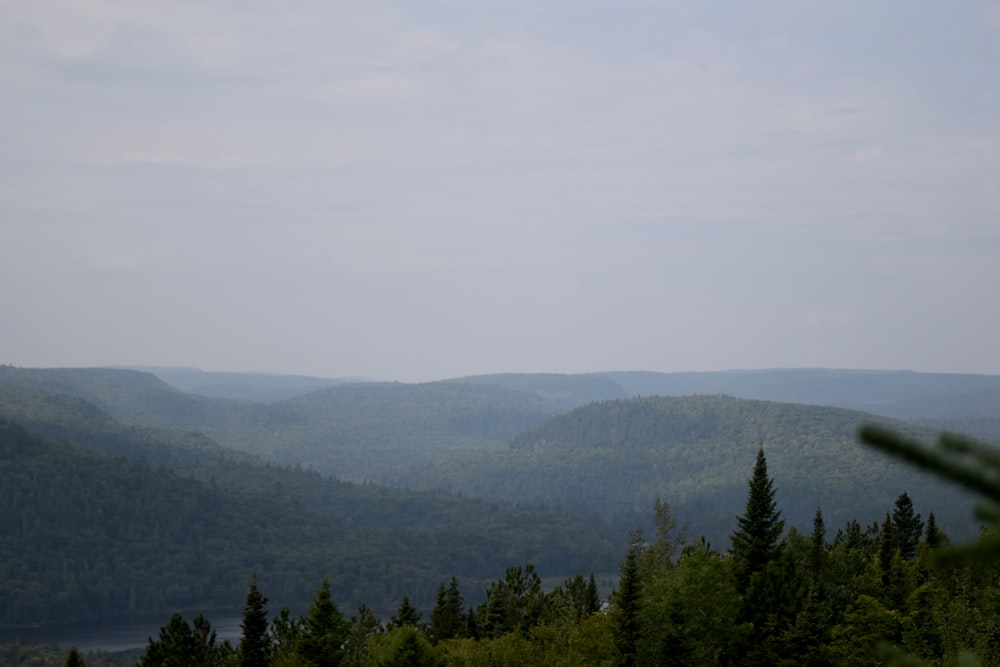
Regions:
[[924, 511, 947, 549], [809, 507, 826, 584], [299, 577, 349, 667], [892, 491, 924, 560], [141, 612, 226, 666], [613, 533, 643, 667], [344, 604, 382, 667], [377, 626, 443, 667], [64, 647, 85, 667], [239, 575, 270, 667], [731, 446, 785, 593], [429, 577, 465, 643], [388, 596, 422, 631], [270, 606, 301, 663]]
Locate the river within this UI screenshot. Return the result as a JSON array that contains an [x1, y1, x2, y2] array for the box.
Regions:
[[0, 614, 243, 653]]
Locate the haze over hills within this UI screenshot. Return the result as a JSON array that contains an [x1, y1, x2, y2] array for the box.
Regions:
[[0, 363, 996, 634], [393, 394, 980, 546], [0, 387, 619, 627]]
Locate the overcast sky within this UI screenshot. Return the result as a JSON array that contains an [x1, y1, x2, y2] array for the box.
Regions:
[[2, 1, 999, 382]]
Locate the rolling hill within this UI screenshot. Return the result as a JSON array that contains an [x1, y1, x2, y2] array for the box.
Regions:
[[392, 395, 981, 547]]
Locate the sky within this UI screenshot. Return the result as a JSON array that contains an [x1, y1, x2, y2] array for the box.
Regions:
[[2, 1, 999, 382]]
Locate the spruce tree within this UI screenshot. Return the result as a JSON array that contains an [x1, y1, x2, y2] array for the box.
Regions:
[[613, 533, 643, 667], [388, 596, 422, 631], [64, 647, 85, 667], [299, 577, 349, 667], [344, 604, 382, 666], [892, 491, 924, 560], [429, 577, 465, 643], [731, 446, 785, 593], [809, 507, 826, 584], [239, 575, 270, 667], [924, 511, 946, 549]]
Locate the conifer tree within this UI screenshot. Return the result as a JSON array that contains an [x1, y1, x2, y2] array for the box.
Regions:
[[64, 647, 85, 667], [924, 512, 946, 549], [809, 508, 827, 584], [613, 533, 643, 667], [731, 446, 785, 593], [239, 575, 270, 667], [376, 626, 443, 667], [388, 596, 422, 631], [345, 604, 382, 667], [299, 577, 348, 667], [429, 577, 465, 643], [892, 491, 924, 560]]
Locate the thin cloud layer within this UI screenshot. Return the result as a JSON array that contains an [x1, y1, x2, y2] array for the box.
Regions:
[[2, 1, 998, 380]]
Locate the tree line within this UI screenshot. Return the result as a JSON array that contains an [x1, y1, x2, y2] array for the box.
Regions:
[[59, 444, 1000, 666]]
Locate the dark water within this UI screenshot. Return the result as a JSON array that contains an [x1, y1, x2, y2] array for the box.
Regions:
[[0, 615, 242, 653]]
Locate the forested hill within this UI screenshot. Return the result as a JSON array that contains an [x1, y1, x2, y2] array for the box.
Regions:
[[393, 395, 980, 547], [0, 367, 562, 482], [0, 410, 619, 628], [596, 368, 1000, 415], [132, 366, 359, 402], [198, 381, 560, 481], [0, 365, 233, 430], [445, 373, 628, 410]]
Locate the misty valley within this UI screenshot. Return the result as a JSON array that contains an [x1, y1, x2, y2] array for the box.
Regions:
[[2, 365, 1000, 665]]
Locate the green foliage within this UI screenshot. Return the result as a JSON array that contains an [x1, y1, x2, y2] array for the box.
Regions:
[[65, 647, 85, 667], [612, 536, 643, 667], [344, 604, 382, 667], [0, 410, 618, 626], [387, 596, 421, 631], [240, 575, 271, 667], [399, 395, 978, 548], [893, 492, 924, 561], [731, 447, 785, 593], [298, 578, 348, 667], [139, 612, 232, 666], [477, 564, 547, 639], [371, 626, 443, 667], [429, 578, 465, 644]]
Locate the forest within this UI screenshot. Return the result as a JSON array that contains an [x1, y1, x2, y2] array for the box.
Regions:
[[46, 446, 1000, 666], [2, 365, 1000, 664]]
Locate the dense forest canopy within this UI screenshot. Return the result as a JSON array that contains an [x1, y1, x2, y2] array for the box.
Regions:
[[1, 364, 997, 665]]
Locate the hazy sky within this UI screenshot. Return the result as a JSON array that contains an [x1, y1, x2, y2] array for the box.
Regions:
[[3, 1, 999, 382]]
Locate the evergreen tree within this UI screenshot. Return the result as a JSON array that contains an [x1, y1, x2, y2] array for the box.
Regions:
[[731, 446, 785, 593], [429, 577, 465, 643], [388, 595, 422, 631], [239, 575, 270, 667], [344, 604, 382, 667], [376, 626, 443, 667], [477, 564, 546, 638], [809, 507, 827, 584], [141, 613, 196, 667], [924, 511, 946, 549], [878, 512, 896, 580], [613, 533, 643, 667], [64, 647, 85, 667], [298, 577, 349, 667], [270, 606, 301, 664], [892, 492, 924, 560], [140, 612, 228, 666]]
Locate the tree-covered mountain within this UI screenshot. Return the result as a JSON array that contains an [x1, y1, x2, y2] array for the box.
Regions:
[[0, 367, 561, 482], [597, 368, 1000, 413], [872, 386, 1000, 443], [393, 395, 980, 547], [196, 381, 560, 481], [132, 366, 363, 402], [0, 405, 619, 628], [444, 373, 627, 411], [0, 365, 232, 430]]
